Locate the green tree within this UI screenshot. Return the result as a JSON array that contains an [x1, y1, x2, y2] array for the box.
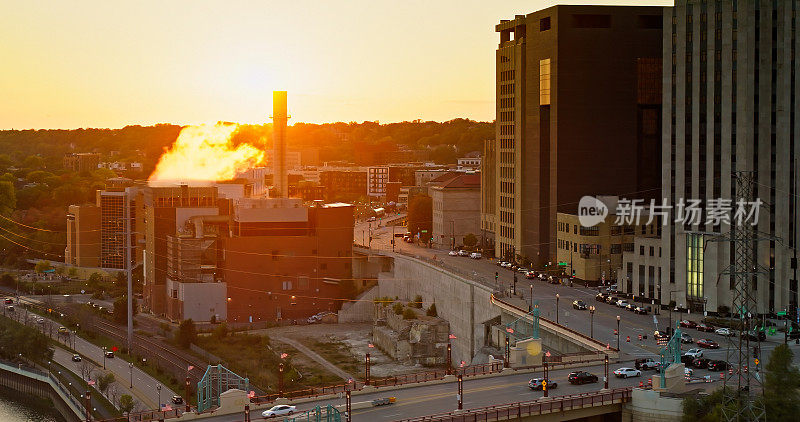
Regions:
[[176, 319, 197, 348], [763, 344, 800, 419], [118, 394, 134, 416], [403, 308, 417, 320], [67, 267, 78, 278], [34, 260, 52, 273], [113, 296, 137, 325], [212, 322, 229, 340], [98, 373, 115, 395], [393, 302, 404, 315], [0, 273, 14, 287], [407, 194, 432, 244], [682, 387, 725, 422], [0, 180, 16, 215], [88, 272, 103, 289], [463, 233, 478, 248]]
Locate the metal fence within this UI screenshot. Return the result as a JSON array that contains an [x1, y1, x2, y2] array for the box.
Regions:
[[396, 387, 633, 421]]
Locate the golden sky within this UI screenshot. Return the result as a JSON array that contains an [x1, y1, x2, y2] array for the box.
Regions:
[[0, 0, 672, 129]]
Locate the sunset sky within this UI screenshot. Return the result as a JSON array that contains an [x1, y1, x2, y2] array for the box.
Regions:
[[1, 0, 671, 129]]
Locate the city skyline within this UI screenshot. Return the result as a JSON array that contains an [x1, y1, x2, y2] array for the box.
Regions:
[[1, 0, 670, 130]]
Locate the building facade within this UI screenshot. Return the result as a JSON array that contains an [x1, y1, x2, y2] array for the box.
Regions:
[[65, 205, 101, 268], [493, 6, 663, 266], [662, 0, 800, 315], [430, 174, 481, 249], [367, 166, 389, 198]]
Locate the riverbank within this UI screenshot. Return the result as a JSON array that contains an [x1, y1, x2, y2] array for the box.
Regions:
[[0, 384, 64, 422]]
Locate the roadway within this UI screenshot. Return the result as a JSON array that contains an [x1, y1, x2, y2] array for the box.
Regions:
[[354, 220, 800, 367], [2, 296, 178, 410], [200, 361, 717, 421]]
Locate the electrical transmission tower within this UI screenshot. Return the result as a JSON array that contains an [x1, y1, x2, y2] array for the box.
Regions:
[[719, 171, 775, 422]]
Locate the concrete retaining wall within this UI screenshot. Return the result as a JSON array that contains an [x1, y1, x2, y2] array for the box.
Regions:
[[622, 388, 683, 422], [376, 253, 499, 365], [0, 363, 84, 422], [338, 285, 379, 323]]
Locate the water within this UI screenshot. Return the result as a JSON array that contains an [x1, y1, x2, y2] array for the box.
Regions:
[[0, 392, 59, 422]]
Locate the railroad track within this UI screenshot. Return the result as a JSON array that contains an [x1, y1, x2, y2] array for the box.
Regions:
[[92, 318, 206, 382]]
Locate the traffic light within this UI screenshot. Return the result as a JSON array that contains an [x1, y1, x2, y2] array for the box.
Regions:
[[495, 272, 499, 281]]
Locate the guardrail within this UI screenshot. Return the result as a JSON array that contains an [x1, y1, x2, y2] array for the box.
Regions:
[[396, 387, 633, 421]]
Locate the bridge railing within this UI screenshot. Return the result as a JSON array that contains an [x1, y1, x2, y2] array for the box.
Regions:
[[396, 387, 633, 422]]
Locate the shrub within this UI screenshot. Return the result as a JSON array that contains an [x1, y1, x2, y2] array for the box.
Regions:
[[393, 302, 404, 315], [403, 308, 417, 320], [412, 295, 423, 309], [426, 303, 438, 317]]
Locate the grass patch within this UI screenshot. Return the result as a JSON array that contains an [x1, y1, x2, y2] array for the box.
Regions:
[[297, 337, 361, 375]]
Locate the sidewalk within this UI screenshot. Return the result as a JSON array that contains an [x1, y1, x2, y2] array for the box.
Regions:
[[273, 335, 355, 381]]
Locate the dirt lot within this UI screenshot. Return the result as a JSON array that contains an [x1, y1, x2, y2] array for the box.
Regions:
[[250, 323, 423, 377]]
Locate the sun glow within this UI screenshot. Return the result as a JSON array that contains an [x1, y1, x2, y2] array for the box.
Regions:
[[148, 122, 266, 185]]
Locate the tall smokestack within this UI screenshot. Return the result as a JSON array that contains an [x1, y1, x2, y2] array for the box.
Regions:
[[271, 91, 288, 198]]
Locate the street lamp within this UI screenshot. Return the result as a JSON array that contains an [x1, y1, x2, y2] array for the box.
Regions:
[[589, 306, 595, 338], [616, 315, 621, 350], [556, 294, 560, 324], [529, 285, 533, 312], [157, 384, 161, 409], [129, 362, 133, 388], [102, 347, 107, 369], [604, 354, 609, 389]]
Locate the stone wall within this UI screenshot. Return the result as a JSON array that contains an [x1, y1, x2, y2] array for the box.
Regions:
[[376, 253, 499, 365], [372, 304, 449, 365]]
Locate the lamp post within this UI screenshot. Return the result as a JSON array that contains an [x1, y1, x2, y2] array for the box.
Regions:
[[278, 363, 284, 396], [604, 354, 609, 389], [446, 343, 452, 375], [556, 294, 560, 324], [156, 384, 161, 409], [529, 285, 533, 312], [616, 315, 621, 350], [365, 353, 371, 386], [457, 373, 463, 410], [543, 356, 549, 398], [589, 306, 595, 338], [84, 390, 91, 422], [102, 347, 106, 369], [129, 362, 133, 388]]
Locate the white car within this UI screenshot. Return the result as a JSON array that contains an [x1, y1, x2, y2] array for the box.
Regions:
[[469, 252, 482, 259], [262, 405, 296, 418], [684, 348, 704, 359], [448, 250, 459, 256], [613, 367, 642, 378], [715, 327, 734, 336], [458, 250, 470, 257]]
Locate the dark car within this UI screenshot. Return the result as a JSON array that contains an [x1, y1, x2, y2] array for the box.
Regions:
[[696, 323, 715, 332], [680, 354, 696, 365], [634, 306, 649, 315], [692, 358, 711, 368], [605, 296, 618, 304], [625, 303, 636, 312], [680, 333, 694, 344], [71, 354, 81, 362], [528, 378, 558, 390], [596, 293, 607, 302], [568, 371, 599, 385], [572, 300, 587, 310], [171, 395, 183, 404], [635, 358, 660, 370], [707, 360, 730, 371], [696, 338, 720, 349], [105, 351, 115, 358], [679, 320, 698, 329], [741, 330, 766, 342]]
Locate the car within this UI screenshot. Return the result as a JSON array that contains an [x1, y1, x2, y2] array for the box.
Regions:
[[469, 252, 482, 259], [6, 305, 14, 312], [684, 348, 704, 359], [680, 354, 696, 365], [501, 262, 511, 268], [528, 378, 558, 390], [635, 358, 660, 370], [634, 306, 649, 315], [680, 333, 694, 344], [367, 217, 376, 222], [696, 323, 715, 332], [614, 367, 642, 378], [497, 261, 506, 267], [625, 303, 636, 312], [685, 368, 694, 377], [692, 357, 711, 369], [596, 293, 607, 302], [71, 354, 81, 362], [36, 317, 45, 324], [171, 395, 183, 404], [715, 328, 735, 336], [105, 351, 114, 358], [679, 320, 697, 329], [448, 250, 459, 257], [696, 339, 720, 349], [707, 360, 730, 371], [58, 326, 68, 334], [741, 330, 766, 342], [3, 298, 12, 305], [654, 330, 669, 341], [517, 267, 528, 273], [458, 250, 470, 257], [547, 276, 559, 284], [262, 405, 296, 418], [525, 271, 536, 279], [568, 371, 599, 385], [572, 300, 587, 310], [307, 311, 334, 324], [608, 284, 619, 293], [606, 296, 618, 304]]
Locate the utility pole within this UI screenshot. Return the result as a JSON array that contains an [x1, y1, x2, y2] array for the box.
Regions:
[[125, 192, 133, 354]]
